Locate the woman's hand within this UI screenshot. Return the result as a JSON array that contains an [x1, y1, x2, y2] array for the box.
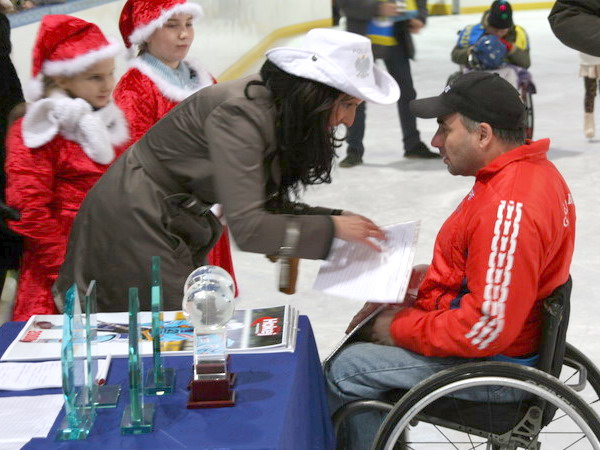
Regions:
[[332, 214, 385, 252]]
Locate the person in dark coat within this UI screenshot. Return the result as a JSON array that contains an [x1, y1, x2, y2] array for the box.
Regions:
[[0, 9, 24, 298], [548, 0, 600, 56]]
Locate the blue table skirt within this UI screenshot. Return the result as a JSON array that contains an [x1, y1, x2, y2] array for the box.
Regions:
[[0, 316, 335, 450]]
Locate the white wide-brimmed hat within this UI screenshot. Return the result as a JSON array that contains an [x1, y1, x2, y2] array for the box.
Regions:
[[266, 28, 400, 105]]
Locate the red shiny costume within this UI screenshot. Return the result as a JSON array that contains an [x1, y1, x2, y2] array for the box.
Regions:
[[6, 97, 129, 320], [114, 57, 238, 294]]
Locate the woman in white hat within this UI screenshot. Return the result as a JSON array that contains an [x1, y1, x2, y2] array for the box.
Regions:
[[115, 0, 237, 291], [55, 28, 400, 313], [5, 15, 129, 320]]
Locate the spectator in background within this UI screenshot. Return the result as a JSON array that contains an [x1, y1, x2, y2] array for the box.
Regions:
[[5, 15, 129, 320], [0, 6, 23, 301], [114, 0, 237, 291], [549, 0, 600, 57], [451, 1, 530, 88], [337, 0, 440, 168]]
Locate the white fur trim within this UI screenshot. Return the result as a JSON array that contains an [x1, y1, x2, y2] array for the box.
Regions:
[[129, 57, 214, 102], [43, 38, 122, 78], [21, 91, 122, 164], [25, 75, 44, 102], [129, 3, 203, 46]]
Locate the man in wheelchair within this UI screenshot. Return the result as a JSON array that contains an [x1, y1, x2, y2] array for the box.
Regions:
[[450, 0, 530, 89], [325, 72, 576, 449]]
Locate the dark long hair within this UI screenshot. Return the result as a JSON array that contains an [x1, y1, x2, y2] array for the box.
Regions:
[[245, 60, 344, 201]]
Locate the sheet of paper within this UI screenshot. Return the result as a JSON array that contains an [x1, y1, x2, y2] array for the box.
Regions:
[[312, 221, 419, 303], [0, 360, 62, 390], [0, 394, 63, 443]]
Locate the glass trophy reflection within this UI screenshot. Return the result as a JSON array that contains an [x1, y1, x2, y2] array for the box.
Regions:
[[183, 266, 236, 408], [145, 256, 176, 395], [121, 288, 155, 434], [57, 284, 96, 440]]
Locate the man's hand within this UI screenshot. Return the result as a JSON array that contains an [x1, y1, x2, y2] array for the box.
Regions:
[[369, 306, 402, 345], [345, 302, 381, 334], [408, 18, 425, 33]]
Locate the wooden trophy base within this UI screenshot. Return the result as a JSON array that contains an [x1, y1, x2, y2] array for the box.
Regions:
[[187, 372, 236, 409]]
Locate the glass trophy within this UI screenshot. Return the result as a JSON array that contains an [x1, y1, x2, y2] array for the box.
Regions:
[[121, 288, 155, 435], [56, 284, 96, 440], [145, 256, 176, 395], [85, 281, 120, 408], [183, 266, 236, 408]]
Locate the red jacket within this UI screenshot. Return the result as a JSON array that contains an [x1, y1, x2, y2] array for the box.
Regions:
[[113, 57, 237, 292], [6, 95, 129, 320], [390, 139, 576, 358]]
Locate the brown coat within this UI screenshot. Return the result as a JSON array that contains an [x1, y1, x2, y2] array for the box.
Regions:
[[55, 75, 337, 312]]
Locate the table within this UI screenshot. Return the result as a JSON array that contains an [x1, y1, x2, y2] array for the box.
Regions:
[[0, 316, 335, 450]]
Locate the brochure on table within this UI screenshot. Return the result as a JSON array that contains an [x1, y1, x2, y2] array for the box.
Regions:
[[1, 305, 298, 362]]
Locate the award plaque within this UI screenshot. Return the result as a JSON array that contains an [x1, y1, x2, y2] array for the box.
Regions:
[[145, 256, 176, 396], [121, 288, 155, 435], [56, 284, 96, 440], [183, 266, 236, 408], [85, 281, 121, 408]]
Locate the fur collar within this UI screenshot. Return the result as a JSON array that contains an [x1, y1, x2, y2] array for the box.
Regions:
[[129, 57, 214, 102], [22, 90, 129, 165]]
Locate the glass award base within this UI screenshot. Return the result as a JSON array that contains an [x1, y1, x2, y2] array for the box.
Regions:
[[144, 368, 176, 396], [56, 409, 96, 441], [187, 372, 236, 409], [95, 384, 122, 408], [120, 403, 155, 435]]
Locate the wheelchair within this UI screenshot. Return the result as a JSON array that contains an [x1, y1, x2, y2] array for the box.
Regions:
[[446, 64, 536, 141], [332, 278, 600, 449]]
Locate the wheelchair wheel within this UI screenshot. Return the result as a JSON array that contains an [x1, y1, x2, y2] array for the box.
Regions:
[[562, 343, 600, 416], [521, 87, 534, 140], [373, 362, 600, 450]]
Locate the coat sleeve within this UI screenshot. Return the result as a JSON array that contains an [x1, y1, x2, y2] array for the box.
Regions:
[[5, 122, 62, 244], [506, 26, 531, 69], [548, 0, 600, 56], [337, 0, 379, 21], [390, 199, 545, 358], [204, 101, 335, 260], [113, 71, 159, 146]]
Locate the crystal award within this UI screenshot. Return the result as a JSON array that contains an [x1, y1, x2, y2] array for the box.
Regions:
[[121, 288, 155, 434], [183, 266, 236, 408], [145, 256, 176, 395], [85, 281, 120, 408], [56, 284, 96, 440]]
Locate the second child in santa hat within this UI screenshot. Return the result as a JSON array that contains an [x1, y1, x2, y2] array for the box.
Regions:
[[5, 15, 129, 321], [115, 0, 238, 295]]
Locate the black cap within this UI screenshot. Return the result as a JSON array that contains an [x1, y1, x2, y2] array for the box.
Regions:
[[488, 0, 513, 29], [409, 72, 525, 130]]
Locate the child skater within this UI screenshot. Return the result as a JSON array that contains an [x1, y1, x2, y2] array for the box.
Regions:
[[580, 51, 600, 139], [115, 0, 238, 292], [5, 15, 129, 320]]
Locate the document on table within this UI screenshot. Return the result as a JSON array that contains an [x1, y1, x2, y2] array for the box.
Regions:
[[0, 360, 62, 390], [0, 394, 63, 445], [313, 221, 419, 303]]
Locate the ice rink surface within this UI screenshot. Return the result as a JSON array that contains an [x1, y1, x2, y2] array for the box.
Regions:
[[231, 8, 600, 364]]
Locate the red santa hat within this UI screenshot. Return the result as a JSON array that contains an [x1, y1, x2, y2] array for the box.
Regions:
[[119, 0, 204, 50], [27, 15, 121, 101]]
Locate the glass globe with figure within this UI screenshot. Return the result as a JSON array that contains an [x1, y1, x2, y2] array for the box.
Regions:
[[182, 266, 236, 408]]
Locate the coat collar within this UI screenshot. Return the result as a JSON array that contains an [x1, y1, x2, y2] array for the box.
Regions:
[[128, 56, 214, 102], [476, 138, 550, 180], [22, 90, 129, 165]]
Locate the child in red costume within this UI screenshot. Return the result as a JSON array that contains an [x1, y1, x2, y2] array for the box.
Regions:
[[114, 0, 237, 293], [5, 15, 129, 320]]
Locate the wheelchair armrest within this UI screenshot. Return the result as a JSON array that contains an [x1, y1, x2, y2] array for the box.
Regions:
[[563, 356, 588, 392]]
